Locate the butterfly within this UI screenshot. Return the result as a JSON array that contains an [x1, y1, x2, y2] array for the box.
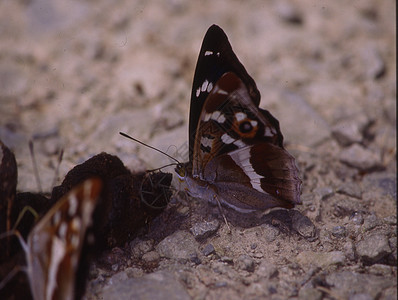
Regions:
[[175, 25, 302, 213], [1, 178, 102, 300]]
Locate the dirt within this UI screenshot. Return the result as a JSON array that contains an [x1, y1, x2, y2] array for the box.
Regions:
[[0, 0, 396, 299]]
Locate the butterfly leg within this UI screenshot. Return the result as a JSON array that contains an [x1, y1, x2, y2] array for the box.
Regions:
[[212, 195, 231, 233]]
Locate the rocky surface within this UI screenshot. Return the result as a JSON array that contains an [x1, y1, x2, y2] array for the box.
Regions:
[[0, 0, 396, 299]]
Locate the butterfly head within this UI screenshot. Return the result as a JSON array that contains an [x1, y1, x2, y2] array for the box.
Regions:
[[174, 162, 190, 182]]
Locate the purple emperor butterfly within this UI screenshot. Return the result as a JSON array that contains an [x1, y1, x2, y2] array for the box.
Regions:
[[175, 25, 302, 213], [3, 178, 102, 300]]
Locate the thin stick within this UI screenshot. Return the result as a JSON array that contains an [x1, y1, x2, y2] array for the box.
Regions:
[[29, 140, 42, 193], [51, 148, 64, 188]]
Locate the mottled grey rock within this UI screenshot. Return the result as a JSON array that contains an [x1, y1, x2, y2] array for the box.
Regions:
[[156, 230, 199, 260], [260, 223, 280, 242], [363, 213, 381, 231], [125, 267, 144, 278], [130, 239, 155, 258], [190, 219, 220, 240], [236, 255, 255, 272], [278, 92, 331, 147], [363, 173, 397, 199], [220, 256, 233, 264], [298, 287, 323, 300], [339, 144, 382, 170], [290, 210, 317, 239], [332, 121, 364, 146], [356, 233, 391, 263], [256, 261, 278, 279], [349, 293, 373, 300], [296, 251, 345, 268], [361, 46, 386, 79], [202, 244, 215, 256], [350, 211, 365, 225], [332, 113, 369, 145], [337, 182, 362, 199], [343, 241, 356, 261], [275, 1, 303, 24], [331, 226, 347, 238], [383, 215, 397, 225], [142, 251, 160, 263], [325, 271, 394, 299], [313, 186, 334, 200], [100, 271, 190, 300]]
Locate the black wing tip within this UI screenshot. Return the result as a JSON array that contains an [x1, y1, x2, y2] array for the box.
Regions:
[[205, 24, 228, 40]]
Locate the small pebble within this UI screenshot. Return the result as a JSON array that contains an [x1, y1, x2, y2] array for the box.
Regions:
[[337, 182, 362, 199], [350, 211, 365, 225], [215, 281, 228, 288], [339, 144, 382, 171], [314, 187, 334, 200], [332, 226, 347, 238], [202, 244, 215, 256], [190, 254, 202, 265], [142, 251, 160, 263], [190, 219, 220, 240], [349, 293, 373, 300], [220, 256, 233, 264], [236, 255, 255, 272], [356, 233, 391, 263], [275, 1, 303, 24]]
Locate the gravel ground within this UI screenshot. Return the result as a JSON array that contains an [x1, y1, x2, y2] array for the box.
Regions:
[[0, 0, 396, 299]]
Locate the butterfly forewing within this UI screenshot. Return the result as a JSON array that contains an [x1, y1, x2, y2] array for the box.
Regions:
[[26, 178, 102, 300], [189, 25, 261, 161], [184, 24, 302, 212]]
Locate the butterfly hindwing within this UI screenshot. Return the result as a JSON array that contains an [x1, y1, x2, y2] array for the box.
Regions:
[[26, 178, 102, 300]]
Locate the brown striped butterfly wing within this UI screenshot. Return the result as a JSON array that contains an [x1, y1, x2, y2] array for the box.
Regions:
[[185, 25, 301, 212], [26, 178, 102, 300]]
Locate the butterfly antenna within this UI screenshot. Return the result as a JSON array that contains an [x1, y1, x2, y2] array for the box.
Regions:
[[147, 163, 178, 173], [119, 132, 181, 164], [29, 140, 43, 193], [51, 148, 64, 188]]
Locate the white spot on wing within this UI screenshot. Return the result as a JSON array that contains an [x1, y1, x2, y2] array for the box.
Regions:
[[204, 113, 211, 121], [211, 111, 225, 123], [221, 133, 234, 144], [204, 51, 213, 56], [207, 82, 213, 92], [196, 88, 200, 98], [201, 80, 209, 92], [68, 193, 78, 216], [264, 127, 273, 137], [201, 136, 213, 148], [250, 120, 258, 127], [217, 89, 228, 95], [58, 222, 67, 239], [71, 232, 80, 249], [234, 140, 246, 148], [235, 112, 247, 122], [53, 211, 61, 226], [217, 113, 226, 123]]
